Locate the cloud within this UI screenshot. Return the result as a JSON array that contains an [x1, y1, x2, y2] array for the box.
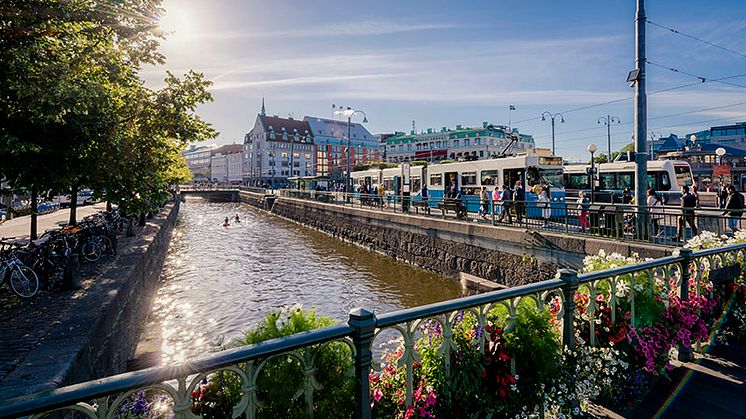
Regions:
[[180, 21, 461, 42], [210, 73, 413, 91]]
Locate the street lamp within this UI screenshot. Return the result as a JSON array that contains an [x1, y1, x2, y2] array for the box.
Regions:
[[588, 143, 598, 204], [597, 115, 621, 160], [648, 131, 662, 160], [344, 109, 368, 194], [716, 147, 726, 165], [541, 111, 565, 155]]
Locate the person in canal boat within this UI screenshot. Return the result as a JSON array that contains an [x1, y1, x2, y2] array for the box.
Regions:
[[223, 217, 230, 227], [234, 214, 241, 223]]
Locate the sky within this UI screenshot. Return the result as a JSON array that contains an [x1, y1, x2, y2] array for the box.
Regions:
[[142, 0, 746, 161]]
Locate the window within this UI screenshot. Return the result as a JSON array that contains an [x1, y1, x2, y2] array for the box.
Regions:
[[281, 152, 288, 158], [305, 153, 311, 159], [411, 176, 421, 193], [563, 173, 589, 189], [464, 139, 470, 146], [453, 140, 459, 147], [293, 152, 300, 158], [430, 173, 443, 186], [481, 170, 498, 185], [462, 171, 477, 186]]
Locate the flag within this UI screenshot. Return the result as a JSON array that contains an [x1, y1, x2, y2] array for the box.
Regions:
[[509, 105, 516, 110]]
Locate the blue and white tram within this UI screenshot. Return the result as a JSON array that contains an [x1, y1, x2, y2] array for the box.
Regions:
[[351, 165, 426, 204], [425, 154, 566, 217]]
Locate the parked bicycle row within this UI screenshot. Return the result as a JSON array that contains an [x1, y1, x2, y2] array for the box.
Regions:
[[0, 209, 126, 298]]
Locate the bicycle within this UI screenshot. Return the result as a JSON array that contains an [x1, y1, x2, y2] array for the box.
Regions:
[[0, 239, 40, 298]]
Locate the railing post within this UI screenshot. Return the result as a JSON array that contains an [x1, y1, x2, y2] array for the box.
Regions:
[[678, 247, 693, 361], [349, 308, 376, 419], [558, 269, 580, 351]]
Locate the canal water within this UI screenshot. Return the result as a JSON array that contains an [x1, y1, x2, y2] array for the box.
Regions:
[[140, 200, 461, 365]]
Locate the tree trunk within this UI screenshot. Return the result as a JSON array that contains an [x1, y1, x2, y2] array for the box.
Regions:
[[126, 216, 135, 237], [138, 213, 146, 226], [30, 188, 38, 241], [68, 185, 79, 225], [106, 199, 112, 212]]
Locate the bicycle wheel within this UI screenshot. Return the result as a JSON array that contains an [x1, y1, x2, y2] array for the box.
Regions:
[[98, 235, 115, 256], [10, 265, 39, 298], [80, 240, 102, 262]]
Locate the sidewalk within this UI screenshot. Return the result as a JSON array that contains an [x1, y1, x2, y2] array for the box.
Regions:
[[0, 203, 108, 243]]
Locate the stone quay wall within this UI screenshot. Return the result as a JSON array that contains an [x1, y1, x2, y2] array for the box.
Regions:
[[0, 202, 179, 399], [239, 191, 671, 286]]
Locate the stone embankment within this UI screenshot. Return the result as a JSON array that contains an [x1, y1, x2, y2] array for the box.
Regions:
[[0, 202, 179, 399], [240, 191, 671, 287]]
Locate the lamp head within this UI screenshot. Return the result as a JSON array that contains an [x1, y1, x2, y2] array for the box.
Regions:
[[362, 116, 368, 123], [541, 115, 546, 121], [560, 116, 565, 123], [716, 147, 726, 157], [690, 134, 697, 142], [587, 144, 598, 154]]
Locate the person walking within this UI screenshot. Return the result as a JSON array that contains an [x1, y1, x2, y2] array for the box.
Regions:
[[647, 188, 663, 237], [492, 185, 502, 217], [513, 180, 525, 223], [718, 181, 728, 209], [578, 191, 590, 232], [498, 184, 513, 223], [675, 185, 698, 242], [723, 185, 743, 232], [479, 186, 490, 220], [538, 185, 551, 227]]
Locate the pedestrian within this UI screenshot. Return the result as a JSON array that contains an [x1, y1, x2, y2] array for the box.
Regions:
[[691, 184, 700, 207], [578, 191, 590, 232], [718, 181, 728, 209], [498, 184, 513, 223], [538, 185, 551, 227], [647, 188, 663, 237], [513, 180, 525, 223], [675, 185, 698, 241], [421, 183, 429, 203], [622, 187, 633, 205], [492, 186, 501, 217], [479, 186, 490, 220], [723, 185, 743, 232]]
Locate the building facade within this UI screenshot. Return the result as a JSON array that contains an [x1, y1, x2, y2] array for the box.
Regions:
[[243, 114, 315, 187], [209, 144, 244, 183], [182, 145, 218, 182], [304, 117, 379, 183], [384, 123, 535, 163]]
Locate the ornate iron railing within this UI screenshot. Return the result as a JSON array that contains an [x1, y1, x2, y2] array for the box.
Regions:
[[1, 243, 743, 418]]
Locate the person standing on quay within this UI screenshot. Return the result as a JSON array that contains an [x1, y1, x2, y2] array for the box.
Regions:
[[498, 184, 513, 223], [492, 185, 502, 217], [479, 186, 490, 220], [647, 188, 663, 237], [578, 191, 590, 232], [513, 180, 525, 223], [675, 185, 698, 242], [723, 185, 743, 232]]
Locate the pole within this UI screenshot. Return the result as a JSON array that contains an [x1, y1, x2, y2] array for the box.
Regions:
[[551, 117, 556, 155], [607, 115, 612, 160], [590, 152, 595, 204], [634, 0, 648, 238], [347, 116, 352, 194]]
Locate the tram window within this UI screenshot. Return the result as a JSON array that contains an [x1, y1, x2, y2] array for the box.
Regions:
[[565, 174, 589, 189], [617, 172, 634, 190], [462, 172, 477, 186], [430, 174, 442, 187], [673, 165, 693, 187], [481, 170, 498, 185], [411, 176, 421, 193], [599, 173, 616, 189], [526, 167, 541, 187], [383, 178, 394, 191]]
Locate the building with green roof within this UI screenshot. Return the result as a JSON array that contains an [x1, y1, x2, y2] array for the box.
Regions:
[[384, 122, 534, 163]]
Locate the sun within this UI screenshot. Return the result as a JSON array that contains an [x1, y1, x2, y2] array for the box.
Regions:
[[157, 1, 192, 39]]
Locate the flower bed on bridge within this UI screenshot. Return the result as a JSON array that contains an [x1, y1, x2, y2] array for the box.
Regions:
[[113, 247, 746, 418]]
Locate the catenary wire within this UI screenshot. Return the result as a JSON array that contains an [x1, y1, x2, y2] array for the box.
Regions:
[[647, 20, 746, 60]]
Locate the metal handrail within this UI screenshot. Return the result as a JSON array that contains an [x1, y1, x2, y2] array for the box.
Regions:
[[4, 205, 745, 417]]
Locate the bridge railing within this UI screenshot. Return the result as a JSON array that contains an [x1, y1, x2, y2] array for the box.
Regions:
[[1, 240, 742, 418], [265, 188, 741, 247], [179, 184, 242, 192]]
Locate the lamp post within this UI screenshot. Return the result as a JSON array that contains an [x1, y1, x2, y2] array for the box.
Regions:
[[291, 130, 299, 183], [716, 147, 726, 166], [598, 115, 621, 161], [588, 143, 598, 204], [345, 109, 368, 194], [648, 131, 662, 160], [541, 111, 565, 155]]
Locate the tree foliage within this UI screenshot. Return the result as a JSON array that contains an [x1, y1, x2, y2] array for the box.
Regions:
[[0, 0, 217, 224]]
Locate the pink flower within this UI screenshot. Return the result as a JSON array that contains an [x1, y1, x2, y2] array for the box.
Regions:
[[373, 388, 383, 402], [425, 392, 437, 407]]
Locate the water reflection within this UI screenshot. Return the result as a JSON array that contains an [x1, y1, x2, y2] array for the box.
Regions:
[[145, 201, 461, 364]]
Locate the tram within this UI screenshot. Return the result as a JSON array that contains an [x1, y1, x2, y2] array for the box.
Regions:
[[562, 160, 693, 204], [351, 151, 566, 217]]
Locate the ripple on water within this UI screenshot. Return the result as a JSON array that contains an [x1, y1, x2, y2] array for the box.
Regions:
[[145, 201, 461, 365]]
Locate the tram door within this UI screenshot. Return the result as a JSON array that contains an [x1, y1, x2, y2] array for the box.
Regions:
[[444, 172, 459, 196], [504, 169, 524, 190]]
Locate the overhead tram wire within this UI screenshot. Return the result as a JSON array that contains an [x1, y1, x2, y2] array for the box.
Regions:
[[509, 74, 746, 127], [647, 20, 746, 60], [646, 61, 746, 89], [531, 100, 746, 142]]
